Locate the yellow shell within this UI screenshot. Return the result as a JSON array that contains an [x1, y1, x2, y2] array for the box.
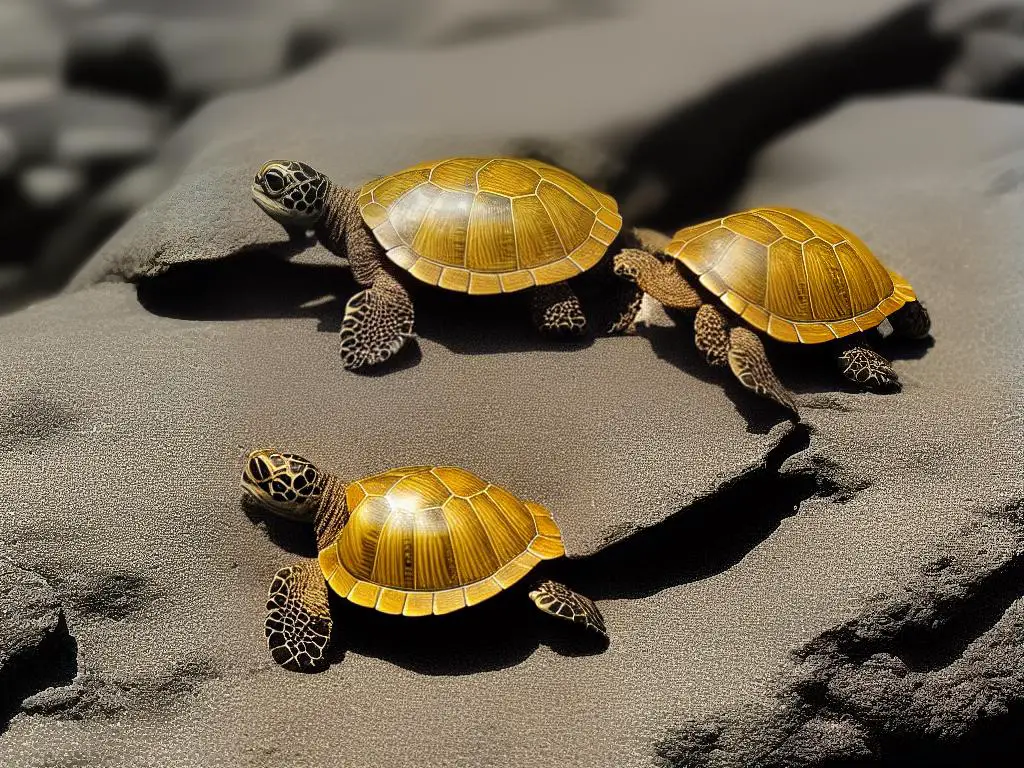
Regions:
[[357, 157, 622, 295], [665, 207, 918, 343], [317, 466, 565, 617]]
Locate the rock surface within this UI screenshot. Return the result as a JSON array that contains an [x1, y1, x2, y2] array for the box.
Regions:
[[652, 93, 1024, 766], [2, 3, 1024, 768]]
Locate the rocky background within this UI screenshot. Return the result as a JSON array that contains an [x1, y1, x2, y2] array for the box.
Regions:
[[2, 1, 1024, 767]]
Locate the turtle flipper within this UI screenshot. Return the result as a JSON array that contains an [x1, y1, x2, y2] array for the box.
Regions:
[[694, 304, 797, 414], [266, 560, 333, 672], [612, 249, 701, 310], [694, 301, 731, 366], [529, 580, 607, 639], [838, 344, 900, 391], [340, 268, 415, 371], [531, 284, 588, 336], [727, 326, 798, 415]]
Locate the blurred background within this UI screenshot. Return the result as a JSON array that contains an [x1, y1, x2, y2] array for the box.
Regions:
[[2, 0, 1024, 314]]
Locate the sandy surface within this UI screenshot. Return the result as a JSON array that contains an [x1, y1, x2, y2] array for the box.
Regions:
[[3, 3, 1024, 768]]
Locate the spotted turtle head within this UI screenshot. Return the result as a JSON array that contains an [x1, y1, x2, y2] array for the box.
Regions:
[[241, 449, 324, 522], [251, 160, 329, 229]]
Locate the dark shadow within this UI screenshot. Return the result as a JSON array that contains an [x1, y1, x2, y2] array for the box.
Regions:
[[882, 333, 935, 361], [64, 33, 172, 104], [608, 2, 962, 229], [762, 332, 937, 397], [329, 575, 605, 676], [861, 703, 1024, 768], [137, 241, 601, 361], [637, 321, 795, 435], [637, 311, 936, 423], [0, 613, 79, 735], [241, 495, 318, 559], [136, 241, 345, 323], [411, 286, 596, 357], [568, 425, 815, 600], [890, 556, 1024, 674], [246, 426, 816, 675]]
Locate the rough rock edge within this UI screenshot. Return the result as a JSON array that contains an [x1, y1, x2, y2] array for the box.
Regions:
[[0, 559, 77, 732], [656, 504, 1024, 767], [595, 420, 798, 552], [5, 422, 811, 730]]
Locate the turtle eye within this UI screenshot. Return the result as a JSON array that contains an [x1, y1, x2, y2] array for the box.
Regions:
[[263, 170, 286, 193], [249, 457, 268, 481]]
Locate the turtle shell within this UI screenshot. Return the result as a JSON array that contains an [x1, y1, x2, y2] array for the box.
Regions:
[[317, 466, 565, 617], [665, 207, 918, 343], [357, 157, 622, 294]]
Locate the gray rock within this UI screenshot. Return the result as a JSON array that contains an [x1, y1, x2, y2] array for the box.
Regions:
[[19, 165, 85, 209], [651, 93, 1024, 766], [0, 77, 61, 166], [0, 2, 63, 75], [70, 0, 925, 288], [0, 274, 794, 763], [52, 92, 163, 167], [5, 4, 1022, 767]]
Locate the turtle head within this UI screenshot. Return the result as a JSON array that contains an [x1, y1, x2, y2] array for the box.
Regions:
[[251, 160, 329, 230], [241, 449, 324, 522]]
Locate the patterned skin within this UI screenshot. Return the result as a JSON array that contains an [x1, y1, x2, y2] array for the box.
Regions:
[[241, 449, 607, 672], [613, 208, 932, 416], [251, 157, 643, 371]]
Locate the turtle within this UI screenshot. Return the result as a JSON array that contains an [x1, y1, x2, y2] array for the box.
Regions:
[[251, 156, 643, 371], [241, 449, 607, 672], [611, 207, 931, 413]]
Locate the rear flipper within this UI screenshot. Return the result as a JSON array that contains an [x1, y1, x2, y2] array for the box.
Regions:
[[837, 344, 900, 391], [529, 580, 607, 639], [266, 560, 333, 672], [531, 284, 588, 336]]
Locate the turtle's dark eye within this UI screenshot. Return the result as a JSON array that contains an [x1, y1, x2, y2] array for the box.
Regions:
[[249, 457, 268, 481], [263, 170, 286, 193]]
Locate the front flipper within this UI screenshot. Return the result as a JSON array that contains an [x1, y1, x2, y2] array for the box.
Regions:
[[266, 560, 333, 672], [612, 249, 702, 311], [529, 580, 607, 639], [838, 344, 900, 391], [531, 284, 588, 337], [339, 268, 415, 371]]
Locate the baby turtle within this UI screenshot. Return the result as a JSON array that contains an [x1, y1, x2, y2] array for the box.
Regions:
[[613, 207, 931, 413], [241, 449, 607, 672], [251, 157, 640, 370]]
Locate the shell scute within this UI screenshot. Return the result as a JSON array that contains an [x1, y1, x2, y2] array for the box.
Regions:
[[321, 467, 563, 616], [359, 157, 619, 294], [667, 207, 916, 343]]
